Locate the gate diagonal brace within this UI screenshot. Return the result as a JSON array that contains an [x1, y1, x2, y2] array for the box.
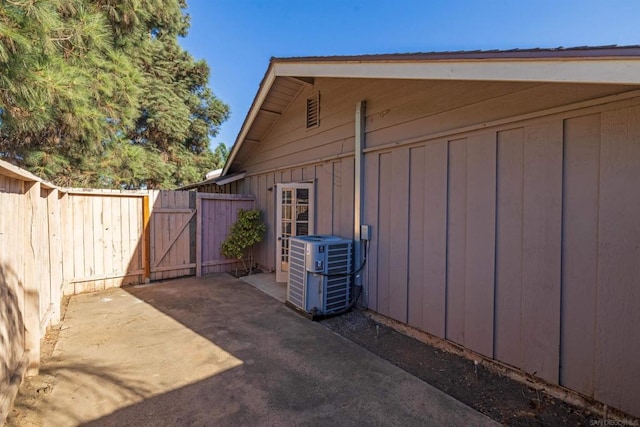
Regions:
[[152, 210, 196, 268]]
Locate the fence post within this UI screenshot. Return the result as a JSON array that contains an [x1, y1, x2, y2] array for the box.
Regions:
[[47, 188, 63, 325], [23, 181, 41, 376], [196, 194, 202, 277], [143, 194, 151, 283]]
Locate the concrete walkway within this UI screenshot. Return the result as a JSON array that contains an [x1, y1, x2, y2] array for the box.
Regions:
[[9, 274, 497, 426]]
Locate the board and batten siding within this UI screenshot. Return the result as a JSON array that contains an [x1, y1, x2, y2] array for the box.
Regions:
[[226, 76, 640, 417], [363, 103, 640, 417], [231, 158, 355, 272], [239, 78, 638, 176]]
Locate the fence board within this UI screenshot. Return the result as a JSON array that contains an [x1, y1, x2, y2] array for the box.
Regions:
[[47, 189, 62, 325], [39, 189, 52, 322], [23, 181, 42, 374], [91, 195, 104, 291]]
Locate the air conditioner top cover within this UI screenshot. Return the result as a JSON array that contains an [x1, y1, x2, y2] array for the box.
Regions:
[[292, 235, 342, 243]]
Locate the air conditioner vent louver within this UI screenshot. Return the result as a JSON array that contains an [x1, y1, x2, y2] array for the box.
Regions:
[[306, 92, 320, 129], [287, 235, 353, 317], [288, 239, 306, 309]]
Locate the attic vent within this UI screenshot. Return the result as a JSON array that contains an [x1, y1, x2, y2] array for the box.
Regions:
[[306, 92, 320, 129]]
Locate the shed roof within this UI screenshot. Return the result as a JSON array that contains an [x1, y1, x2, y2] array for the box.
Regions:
[[223, 45, 640, 175], [178, 171, 246, 191]]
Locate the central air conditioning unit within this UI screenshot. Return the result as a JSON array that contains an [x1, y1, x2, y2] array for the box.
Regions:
[[286, 235, 353, 319]]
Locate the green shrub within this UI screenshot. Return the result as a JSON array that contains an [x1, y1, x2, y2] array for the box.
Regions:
[[221, 208, 266, 273]]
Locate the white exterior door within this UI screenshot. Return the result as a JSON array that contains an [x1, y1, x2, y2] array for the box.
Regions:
[[275, 183, 314, 282]]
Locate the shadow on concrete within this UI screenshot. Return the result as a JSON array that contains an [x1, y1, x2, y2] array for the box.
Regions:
[[9, 275, 496, 426], [9, 359, 154, 426], [91, 275, 494, 426]]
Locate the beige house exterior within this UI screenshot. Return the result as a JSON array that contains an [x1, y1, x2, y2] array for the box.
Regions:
[[217, 47, 640, 418]]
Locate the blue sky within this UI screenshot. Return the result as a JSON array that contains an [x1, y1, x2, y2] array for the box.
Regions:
[[179, 0, 640, 150]]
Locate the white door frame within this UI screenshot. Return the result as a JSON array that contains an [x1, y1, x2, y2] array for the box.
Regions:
[[275, 182, 315, 282]]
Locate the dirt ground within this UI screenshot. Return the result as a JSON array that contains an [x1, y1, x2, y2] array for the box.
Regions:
[[6, 300, 66, 427], [321, 309, 612, 426]]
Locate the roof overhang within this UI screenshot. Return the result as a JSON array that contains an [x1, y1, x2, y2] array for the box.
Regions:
[[274, 59, 640, 85], [214, 171, 246, 186], [178, 171, 246, 190], [223, 46, 640, 175], [205, 168, 222, 180]]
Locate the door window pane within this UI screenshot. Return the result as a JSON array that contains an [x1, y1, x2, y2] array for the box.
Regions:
[[295, 206, 309, 236], [296, 222, 309, 236], [282, 221, 291, 237], [282, 205, 292, 220], [282, 189, 292, 204], [281, 238, 289, 262], [295, 206, 308, 220], [296, 189, 309, 205]]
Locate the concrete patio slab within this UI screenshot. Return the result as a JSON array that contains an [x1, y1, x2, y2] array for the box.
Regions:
[[239, 271, 285, 302], [8, 274, 497, 426]]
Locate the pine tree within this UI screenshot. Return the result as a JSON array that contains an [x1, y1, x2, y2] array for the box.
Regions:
[[214, 142, 229, 164], [0, 0, 229, 188]]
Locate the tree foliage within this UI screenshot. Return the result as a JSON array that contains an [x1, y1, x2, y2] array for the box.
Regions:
[[213, 141, 229, 164], [0, 0, 229, 188]]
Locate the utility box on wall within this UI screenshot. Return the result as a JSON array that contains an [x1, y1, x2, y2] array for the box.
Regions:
[[286, 235, 353, 318]]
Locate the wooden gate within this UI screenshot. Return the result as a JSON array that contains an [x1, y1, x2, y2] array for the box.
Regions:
[[197, 193, 255, 276], [149, 190, 197, 280]]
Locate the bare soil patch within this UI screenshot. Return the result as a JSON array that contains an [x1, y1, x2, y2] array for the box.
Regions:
[[321, 309, 608, 426]]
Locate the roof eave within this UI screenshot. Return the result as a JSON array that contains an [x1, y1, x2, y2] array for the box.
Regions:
[[223, 49, 640, 176], [274, 58, 640, 85], [222, 61, 278, 176]]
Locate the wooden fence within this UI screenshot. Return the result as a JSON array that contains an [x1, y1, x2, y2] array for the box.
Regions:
[[61, 190, 147, 294], [1, 163, 61, 422], [0, 160, 254, 422], [60, 189, 255, 292]]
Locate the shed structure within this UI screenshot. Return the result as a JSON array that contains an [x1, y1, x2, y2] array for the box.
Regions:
[[217, 46, 640, 418]]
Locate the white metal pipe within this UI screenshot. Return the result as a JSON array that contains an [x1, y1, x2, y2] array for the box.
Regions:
[[354, 100, 366, 307]]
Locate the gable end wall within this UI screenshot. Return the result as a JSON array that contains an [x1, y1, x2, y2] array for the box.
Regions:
[[226, 78, 640, 417]]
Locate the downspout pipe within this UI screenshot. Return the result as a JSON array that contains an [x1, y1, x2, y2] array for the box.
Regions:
[[354, 100, 367, 308]]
